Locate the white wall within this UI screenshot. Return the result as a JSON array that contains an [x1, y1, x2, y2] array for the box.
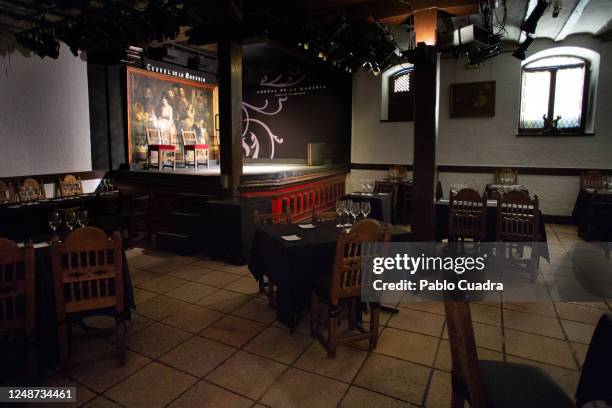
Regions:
[[350, 34, 612, 216], [0, 46, 92, 177]]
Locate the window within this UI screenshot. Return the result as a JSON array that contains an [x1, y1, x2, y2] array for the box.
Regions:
[[519, 56, 589, 134], [387, 69, 414, 121]]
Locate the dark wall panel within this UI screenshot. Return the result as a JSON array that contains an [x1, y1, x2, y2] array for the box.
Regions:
[[87, 63, 111, 170]]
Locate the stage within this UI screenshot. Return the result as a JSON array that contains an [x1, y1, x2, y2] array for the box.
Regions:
[[113, 162, 348, 261]]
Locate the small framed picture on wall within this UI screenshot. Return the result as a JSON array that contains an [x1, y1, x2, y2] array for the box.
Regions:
[[450, 81, 496, 118]]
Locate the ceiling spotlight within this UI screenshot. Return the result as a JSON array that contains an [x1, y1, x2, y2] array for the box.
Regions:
[[552, 5, 561, 17], [521, 0, 549, 34], [512, 35, 535, 60], [318, 51, 323, 59], [303, 42, 309, 50]]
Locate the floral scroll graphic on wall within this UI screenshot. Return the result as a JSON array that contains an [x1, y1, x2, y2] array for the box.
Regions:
[[241, 70, 306, 159]]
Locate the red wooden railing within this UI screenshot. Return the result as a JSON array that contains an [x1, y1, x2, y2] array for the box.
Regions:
[[241, 174, 346, 222]]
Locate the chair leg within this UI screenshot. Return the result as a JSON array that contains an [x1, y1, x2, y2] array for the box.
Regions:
[[57, 322, 70, 377], [310, 292, 320, 337], [328, 313, 337, 358], [115, 318, 127, 366], [369, 304, 380, 350]]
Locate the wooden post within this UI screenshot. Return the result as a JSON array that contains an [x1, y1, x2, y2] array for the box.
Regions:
[[218, 38, 243, 196], [411, 43, 439, 241]]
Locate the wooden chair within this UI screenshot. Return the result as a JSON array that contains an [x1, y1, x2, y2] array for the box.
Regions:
[[181, 129, 209, 168], [254, 208, 292, 305], [254, 208, 292, 226], [121, 194, 151, 248], [312, 208, 337, 223], [0, 180, 15, 203], [51, 228, 126, 375], [146, 127, 176, 170], [444, 299, 574, 408], [496, 191, 540, 280], [496, 191, 540, 242], [580, 170, 606, 190], [494, 168, 518, 185], [311, 219, 390, 358], [59, 175, 84, 198], [0, 238, 36, 379], [449, 188, 487, 242], [18, 178, 46, 202]]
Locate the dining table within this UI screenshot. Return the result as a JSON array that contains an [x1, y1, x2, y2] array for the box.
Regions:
[[572, 188, 612, 238], [248, 220, 411, 329], [340, 192, 392, 223], [484, 184, 529, 198], [435, 199, 550, 262]]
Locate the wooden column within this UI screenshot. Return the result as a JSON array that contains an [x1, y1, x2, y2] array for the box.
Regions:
[[411, 43, 439, 241], [218, 39, 243, 196]]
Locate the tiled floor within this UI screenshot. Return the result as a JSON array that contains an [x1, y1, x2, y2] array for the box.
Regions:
[[39, 224, 610, 408]]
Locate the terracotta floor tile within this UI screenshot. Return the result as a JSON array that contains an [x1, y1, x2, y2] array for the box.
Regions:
[[260, 368, 349, 408], [206, 351, 287, 400], [295, 342, 368, 383], [232, 297, 278, 324], [136, 275, 186, 294], [196, 288, 251, 313], [505, 329, 577, 369], [425, 369, 451, 408], [556, 302, 605, 324], [354, 354, 430, 405], [560, 319, 597, 344], [387, 308, 445, 337], [200, 315, 266, 347], [504, 308, 565, 339], [159, 336, 236, 378], [163, 304, 225, 333], [244, 326, 312, 364], [105, 362, 196, 408], [168, 381, 253, 408], [376, 328, 438, 366], [196, 270, 242, 288], [340, 386, 415, 407], [224, 276, 261, 295], [136, 295, 190, 320], [164, 282, 218, 303], [70, 351, 151, 392], [127, 323, 191, 358]]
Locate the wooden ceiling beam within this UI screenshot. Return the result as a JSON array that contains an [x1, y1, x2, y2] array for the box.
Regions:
[[555, 0, 591, 41]]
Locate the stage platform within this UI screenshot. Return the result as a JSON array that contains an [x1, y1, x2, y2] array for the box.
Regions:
[[113, 162, 348, 261]]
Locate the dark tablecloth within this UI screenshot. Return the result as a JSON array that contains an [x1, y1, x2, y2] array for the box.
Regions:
[[435, 200, 549, 262], [0, 193, 119, 241], [341, 193, 392, 223], [572, 189, 612, 238], [248, 221, 411, 329]]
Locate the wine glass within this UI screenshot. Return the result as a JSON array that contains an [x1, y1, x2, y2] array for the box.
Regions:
[[48, 211, 60, 233], [350, 201, 360, 225], [65, 211, 77, 231], [367, 177, 374, 194], [361, 201, 371, 218], [359, 178, 367, 194], [343, 199, 353, 227], [335, 200, 346, 227], [78, 209, 89, 227]]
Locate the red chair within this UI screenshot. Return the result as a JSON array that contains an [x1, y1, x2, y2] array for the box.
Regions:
[[146, 128, 176, 170], [181, 129, 209, 168]]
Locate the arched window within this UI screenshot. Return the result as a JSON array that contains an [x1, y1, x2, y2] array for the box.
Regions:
[[387, 68, 414, 121], [519, 55, 589, 134]]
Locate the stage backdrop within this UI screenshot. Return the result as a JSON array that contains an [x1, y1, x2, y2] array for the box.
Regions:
[[126, 67, 217, 166], [242, 62, 351, 162]]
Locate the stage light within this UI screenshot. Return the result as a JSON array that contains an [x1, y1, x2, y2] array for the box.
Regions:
[[521, 0, 549, 34], [512, 35, 535, 60]]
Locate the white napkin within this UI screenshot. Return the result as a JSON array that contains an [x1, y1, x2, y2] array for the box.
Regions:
[[297, 224, 315, 229], [281, 235, 301, 241], [17, 242, 50, 249]]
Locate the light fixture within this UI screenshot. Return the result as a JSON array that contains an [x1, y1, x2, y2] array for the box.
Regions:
[[521, 0, 549, 34], [303, 42, 309, 50], [318, 51, 323, 59], [512, 35, 535, 60]]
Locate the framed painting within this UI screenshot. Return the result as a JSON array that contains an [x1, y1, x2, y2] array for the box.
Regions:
[[126, 66, 218, 166], [450, 81, 496, 118]]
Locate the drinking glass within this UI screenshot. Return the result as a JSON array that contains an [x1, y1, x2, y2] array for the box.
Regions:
[[65, 211, 77, 231], [361, 201, 371, 218], [360, 178, 367, 194], [350, 201, 360, 225], [367, 177, 375, 194], [78, 209, 89, 227], [335, 200, 346, 227], [48, 211, 60, 233], [343, 199, 353, 227]]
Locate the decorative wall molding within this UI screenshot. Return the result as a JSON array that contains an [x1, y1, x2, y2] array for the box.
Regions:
[[1, 170, 107, 185]]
